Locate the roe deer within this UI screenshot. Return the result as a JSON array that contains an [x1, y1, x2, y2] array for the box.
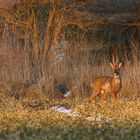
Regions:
[[89, 57, 122, 103]]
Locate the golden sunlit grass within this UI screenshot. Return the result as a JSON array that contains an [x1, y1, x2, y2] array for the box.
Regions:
[[1, 97, 140, 140]]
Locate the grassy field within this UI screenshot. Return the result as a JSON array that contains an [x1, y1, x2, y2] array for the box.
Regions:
[[0, 97, 140, 140]]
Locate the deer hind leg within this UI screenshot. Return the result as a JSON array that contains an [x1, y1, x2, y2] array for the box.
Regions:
[[98, 89, 106, 104], [88, 91, 99, 103]]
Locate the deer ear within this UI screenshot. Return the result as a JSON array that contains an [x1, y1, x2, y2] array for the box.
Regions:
[[109, 63, 114, 69], [118, 63, 122, 68]]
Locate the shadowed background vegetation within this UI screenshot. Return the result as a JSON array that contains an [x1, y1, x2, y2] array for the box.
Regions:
[[0, 0, 140, 99]]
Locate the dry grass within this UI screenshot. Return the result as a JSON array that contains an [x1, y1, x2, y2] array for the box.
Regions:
[[1, 98, 140, 140], [0, 1, 139, 98], [0, 42, 140, 98]]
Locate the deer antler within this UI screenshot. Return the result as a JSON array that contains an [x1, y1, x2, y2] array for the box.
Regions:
[[112, 55, 120, 66], [116, 55, 119, 64], [112, 55, 115, 66]]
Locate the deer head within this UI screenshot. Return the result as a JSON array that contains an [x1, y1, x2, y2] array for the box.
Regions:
[[109, 55, 122, 75]]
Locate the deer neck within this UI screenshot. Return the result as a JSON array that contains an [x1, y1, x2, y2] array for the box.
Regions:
[[113, 73, 121, 84]]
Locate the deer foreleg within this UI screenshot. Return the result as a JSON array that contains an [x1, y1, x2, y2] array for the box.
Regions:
[[88, 91, 99, 102]]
